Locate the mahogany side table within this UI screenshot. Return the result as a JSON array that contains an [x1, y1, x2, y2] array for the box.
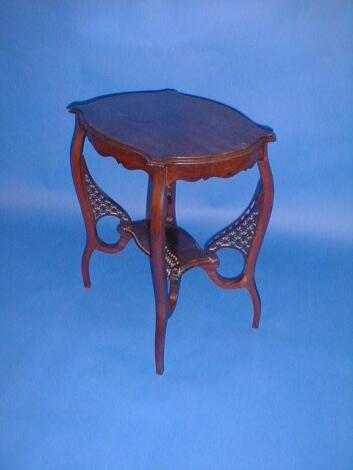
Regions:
[[68, 89, 275, 374]]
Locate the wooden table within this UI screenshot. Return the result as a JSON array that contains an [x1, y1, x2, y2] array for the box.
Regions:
[[68, 89, 275, 374]]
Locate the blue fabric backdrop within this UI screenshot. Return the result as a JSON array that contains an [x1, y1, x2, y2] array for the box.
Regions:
[[1, 1, 352, 469]]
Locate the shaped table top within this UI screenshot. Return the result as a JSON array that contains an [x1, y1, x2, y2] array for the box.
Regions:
[[68, 89, 275, 162]]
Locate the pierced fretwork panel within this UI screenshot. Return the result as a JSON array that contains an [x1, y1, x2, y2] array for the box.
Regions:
[[165, 246, 180, 279], [83, 167, 131, 225], [206, 181, 263, 256]]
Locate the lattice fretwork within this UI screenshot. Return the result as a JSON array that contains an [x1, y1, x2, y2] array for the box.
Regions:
[[206, 182, 262, 256], [165, 246, 180, 279], [84, 172, 131, 224]]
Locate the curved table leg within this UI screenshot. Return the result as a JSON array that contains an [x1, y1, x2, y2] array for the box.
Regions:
[[70, 115, 132, 287], [149, 168, 169, 374], [205, 146, 274, 327], [244, 151, 274, 327], [147, 177, 181, 318], [70, 116, 96, 287]]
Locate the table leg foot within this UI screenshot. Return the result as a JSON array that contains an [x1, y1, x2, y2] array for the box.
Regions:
[[155, 310, 167, 375], [82, 243, 94, 288], [248, 281, 261, 328]]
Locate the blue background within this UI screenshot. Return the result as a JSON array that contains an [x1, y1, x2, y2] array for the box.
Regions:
[[1, 1, 352, 469]]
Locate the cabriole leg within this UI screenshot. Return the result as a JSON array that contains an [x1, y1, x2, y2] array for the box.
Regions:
[[147, 177, 181, 322], [70, 115, 132, 287], [205, 147, 274, 327], [149, 169, 169, 374], [70, 116, 96, 287], [244, 151, 274, 327]]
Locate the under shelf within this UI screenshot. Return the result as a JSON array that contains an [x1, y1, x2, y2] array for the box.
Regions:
[[124, 221, 218, 279]]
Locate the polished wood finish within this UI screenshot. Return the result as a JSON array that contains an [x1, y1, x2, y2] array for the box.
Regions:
[[68, 89, 274, 161], [70, 115, 131, 288], [125, 222, 217, 278], [203, 148, 274, 328], [69, 90, 276, 374]]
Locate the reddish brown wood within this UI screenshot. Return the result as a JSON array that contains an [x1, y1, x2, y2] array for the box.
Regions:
[[245, 150, 274, 328], [204, 145, 274, 328], [149, 168, 168, 374], [125, 222, 217, 278], [68, 90, 275, 184], [70, 116, 132, 287], [68, 89, 276, 374], [68, 90, 274, 161]]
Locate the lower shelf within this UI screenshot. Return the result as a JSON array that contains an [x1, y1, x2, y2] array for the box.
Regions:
[[124, 220, 218, 279]]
